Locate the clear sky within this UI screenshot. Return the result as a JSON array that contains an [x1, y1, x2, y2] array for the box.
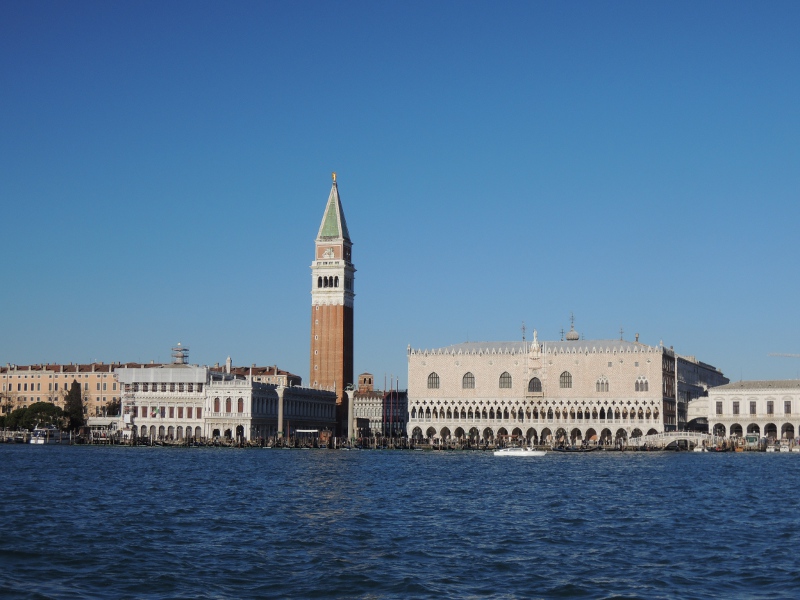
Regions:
[[2, 1, 799, 387]]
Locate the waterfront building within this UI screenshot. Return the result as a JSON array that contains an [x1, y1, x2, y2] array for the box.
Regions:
[[2, 348, 316, 440], [352, 373, 408, 438], [204, 372, 337, 441], [117, 348, 208, 441], [117, 346, 336, 442], [310, 173, 355, 418], [407, 323, 727, 444], [1, 362, 123, 417], [701, 380, 800, 441], [677, 354, 729, 429]]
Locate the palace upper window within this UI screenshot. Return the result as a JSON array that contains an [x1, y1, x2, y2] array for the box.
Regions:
[[462, 372, 475, 389], [559, 372, 572, 389], [427, 372, 440, 389], [635, 377, 649, 392], [528, 377, 542, 393], [499, 372, 512, 389], [596, 377, 609, 392]]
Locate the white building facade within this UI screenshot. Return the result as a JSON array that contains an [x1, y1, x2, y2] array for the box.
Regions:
[[705, 380, 800, 441], [118, 364, 207, 441], [407, 327, 726, 445], [204, 376, 337, 441], [118, 363, 337, 442]]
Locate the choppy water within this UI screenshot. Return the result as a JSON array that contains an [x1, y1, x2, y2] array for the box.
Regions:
[[1, 446, 799, 599]]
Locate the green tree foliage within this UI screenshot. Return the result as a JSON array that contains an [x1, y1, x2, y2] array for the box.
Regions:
[[63, 379, 85, 431], [106, 398, 121, 416], [21, 402, 64, 430], [5, 407, 28, 430]]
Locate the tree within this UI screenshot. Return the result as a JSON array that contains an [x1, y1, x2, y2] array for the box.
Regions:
[[106, 398, 121, 417], [19, 402, 64, 430], [5, 407, 28, 430], [63, 379, 85, 431]]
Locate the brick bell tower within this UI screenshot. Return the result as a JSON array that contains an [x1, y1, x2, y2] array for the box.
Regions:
[[310, 172, 355, 427]]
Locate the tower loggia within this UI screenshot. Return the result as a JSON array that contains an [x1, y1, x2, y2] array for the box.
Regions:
[[310, 173, 355, 423]]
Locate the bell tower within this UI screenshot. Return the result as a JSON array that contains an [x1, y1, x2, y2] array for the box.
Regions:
[[310, 172, 355, 414]]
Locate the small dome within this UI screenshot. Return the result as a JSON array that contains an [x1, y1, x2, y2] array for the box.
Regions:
[[566, 326, 580, 341]]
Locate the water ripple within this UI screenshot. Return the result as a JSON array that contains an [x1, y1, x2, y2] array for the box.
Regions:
[[2, 446, 799, 598]]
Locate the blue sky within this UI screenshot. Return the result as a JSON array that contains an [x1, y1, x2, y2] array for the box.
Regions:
[[2, 0, 799, 386]]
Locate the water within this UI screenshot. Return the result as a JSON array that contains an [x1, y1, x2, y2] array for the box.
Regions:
[[1, 446, 798, 599]]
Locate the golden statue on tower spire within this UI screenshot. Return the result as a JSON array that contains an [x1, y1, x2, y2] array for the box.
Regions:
[[332, 172, 337, 183]]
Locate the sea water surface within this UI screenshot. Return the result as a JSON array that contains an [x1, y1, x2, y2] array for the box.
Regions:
[[1, 445, 799, 599]]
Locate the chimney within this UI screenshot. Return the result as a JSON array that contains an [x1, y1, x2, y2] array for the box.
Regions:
[[225, 356, 232, 375]]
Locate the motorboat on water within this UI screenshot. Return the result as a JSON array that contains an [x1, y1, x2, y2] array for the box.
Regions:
[[494, 447, 547, 457], [30, 425, 64, 444]]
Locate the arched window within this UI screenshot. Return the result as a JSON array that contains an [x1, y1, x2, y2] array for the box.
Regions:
[[528, 377, 542, 393], [560, 371, 572, 389], [462, 372, 475, 389], [317, 276, 322, 288], [411, 407, 417, 419], [334, 276, 339, 287], [636, 377, 648, 392], [214, 398, 220, 413], [427, 372, 440, 389], [225, 397, 231, 412], [499, 372, 512, 389], [596, 378, 608, 392], [237, 398, 244, 413]]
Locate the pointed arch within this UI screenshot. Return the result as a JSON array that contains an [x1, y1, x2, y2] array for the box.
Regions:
[[499, 372, 512, 389], [462, 372, 475, 389], [427, 372, 440, 389], [559, 371, 572, 388]]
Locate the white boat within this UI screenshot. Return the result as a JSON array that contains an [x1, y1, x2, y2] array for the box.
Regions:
[[30, 425, 64, 444], [494, 447, 546, 457]]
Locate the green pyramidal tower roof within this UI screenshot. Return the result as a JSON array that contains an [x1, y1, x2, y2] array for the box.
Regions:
[[317, 177, 351, 241]]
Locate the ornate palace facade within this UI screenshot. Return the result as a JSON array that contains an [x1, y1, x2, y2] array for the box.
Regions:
[[407, 325, 727, 444]]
